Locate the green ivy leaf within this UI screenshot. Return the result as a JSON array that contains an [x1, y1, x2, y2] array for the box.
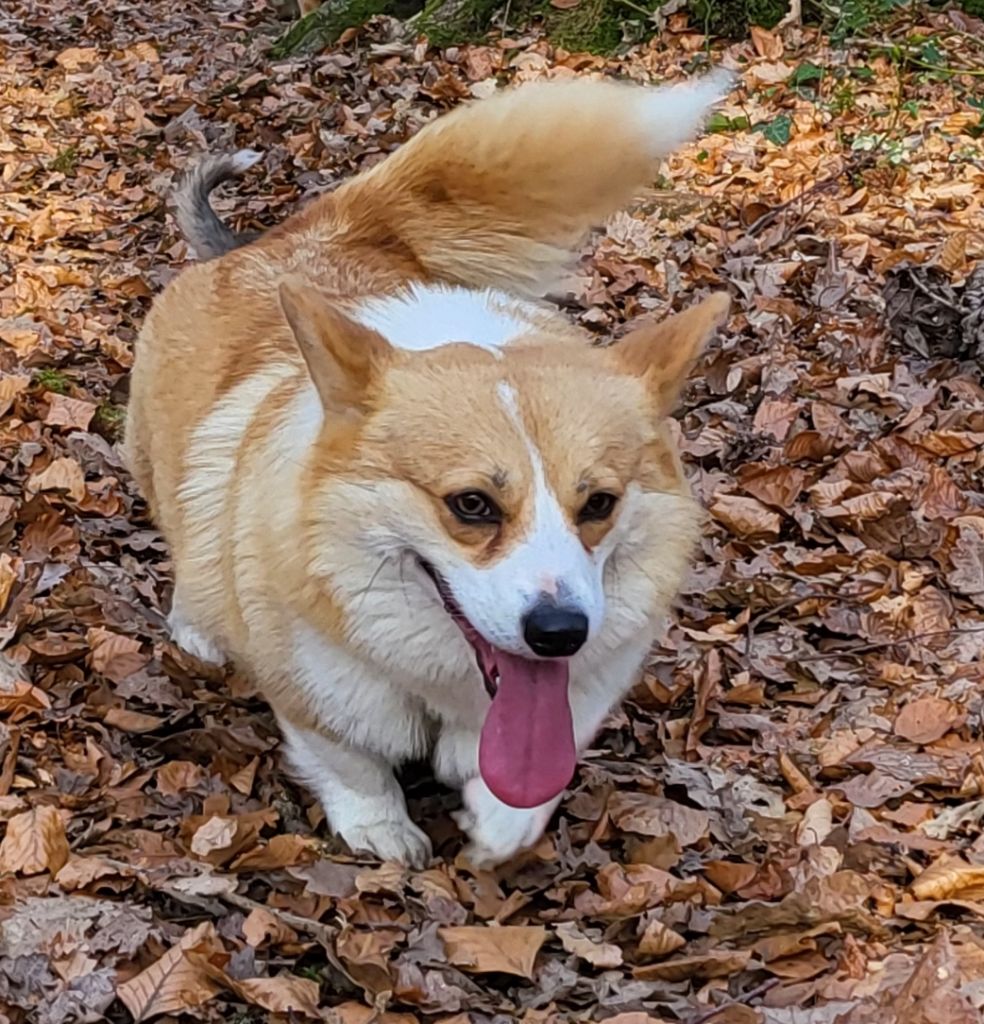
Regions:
[[706, 112, 750, 135], [791, 61, 824, 87], [756, 114, 793, 146], [706, 111, 733, 134]]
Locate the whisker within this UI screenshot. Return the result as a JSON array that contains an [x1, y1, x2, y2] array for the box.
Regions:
[[622, 551, 662, 593], [352, 556, 392, 614]]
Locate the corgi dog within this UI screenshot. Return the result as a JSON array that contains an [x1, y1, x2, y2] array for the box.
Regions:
[[126, 73, 732, 867]]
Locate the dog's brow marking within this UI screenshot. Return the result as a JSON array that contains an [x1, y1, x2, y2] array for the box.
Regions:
[[355, 284, 535, 354]]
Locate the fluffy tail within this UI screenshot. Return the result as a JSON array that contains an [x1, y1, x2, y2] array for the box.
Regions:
[[171, 149, 263, 259], [334, 70, 733, 295]]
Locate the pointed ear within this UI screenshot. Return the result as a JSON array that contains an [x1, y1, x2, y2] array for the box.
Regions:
[[278, 280, 391, 411], [613, 292, 730, 414]]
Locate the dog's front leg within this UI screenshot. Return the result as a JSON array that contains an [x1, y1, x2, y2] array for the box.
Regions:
[[278, 717, 432, 867], [454, 777, 562, 868], [437, 674, 630, 868]]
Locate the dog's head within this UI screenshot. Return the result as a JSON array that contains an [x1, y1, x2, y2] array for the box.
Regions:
[[280, 283, 728, 807]]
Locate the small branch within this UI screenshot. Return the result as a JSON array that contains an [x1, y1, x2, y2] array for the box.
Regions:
[[613, 0, 655, 19], [688, 978, 781, 1024], [844, 36, 984, 77], [796, 625, 984, 662], [905, 270, 969, 315], [98, 857, 357, 985]]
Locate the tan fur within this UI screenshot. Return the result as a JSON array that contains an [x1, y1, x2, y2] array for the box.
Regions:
[[127, 75, 730, 866]]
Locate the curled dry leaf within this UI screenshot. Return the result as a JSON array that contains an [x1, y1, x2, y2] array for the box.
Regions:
[[0, 553, 18, 613], [608, 791, 710, 846], [104, 706, 164, 733], [440, 925, 546, 978], [710, 493, 783, 540], [242, 906, 300, 947], [0, 374, 30, 417], [633, 948, 751, 982], [797, 797, 835, 847], [637, 918, 686, 959], [87, 627, 149, 683], [56, 854, 129, 890], [230, 832, 321, 870], [156, 760, 206, 795], [44, 393, 97, 430], [911, 857, 984, 901], [750, 25, 784, 59], [555, 921, 623, 968], [190, 815, 238, 857], [27, 456, 86, 502], [711, 871, 875, 940], [0, 804, 70, 875], [227, 975, 322, 1017]]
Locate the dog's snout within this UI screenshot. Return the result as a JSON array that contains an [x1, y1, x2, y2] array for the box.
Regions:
[[523, 598, 589, 658]]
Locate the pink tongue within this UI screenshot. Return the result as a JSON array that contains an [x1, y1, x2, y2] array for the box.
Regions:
[[478, 653, 576, 808]]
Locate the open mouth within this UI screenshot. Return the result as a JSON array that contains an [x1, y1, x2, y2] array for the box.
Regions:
[[419, 559, 577, 809], [420, 560, 500, 699]]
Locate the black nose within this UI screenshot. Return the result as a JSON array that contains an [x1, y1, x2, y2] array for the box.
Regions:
[[523, 601, 589, 658]]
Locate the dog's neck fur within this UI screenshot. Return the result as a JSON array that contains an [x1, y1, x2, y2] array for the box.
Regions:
[[353, 284, 541, 354]]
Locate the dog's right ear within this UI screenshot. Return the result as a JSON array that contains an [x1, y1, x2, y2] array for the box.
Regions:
[[278, 280, 391, 412]]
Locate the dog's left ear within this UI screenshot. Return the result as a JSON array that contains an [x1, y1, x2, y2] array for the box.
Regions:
[[279, 280, 391, 412], [612, 292, 730, 415]]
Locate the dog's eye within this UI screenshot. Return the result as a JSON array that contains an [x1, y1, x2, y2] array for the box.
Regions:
[[579, 491, 619, 523], [446, 490, 502, 524]]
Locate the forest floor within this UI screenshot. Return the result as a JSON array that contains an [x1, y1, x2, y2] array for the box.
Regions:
[[2, 1, 984, 1022]]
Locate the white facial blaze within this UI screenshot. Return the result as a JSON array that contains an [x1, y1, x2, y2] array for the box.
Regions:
[[436, 382, 606, 655]]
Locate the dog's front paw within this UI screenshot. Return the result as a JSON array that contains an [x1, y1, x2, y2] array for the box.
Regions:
[[456, 777, 557, 869], [340, 818, 433, 868]]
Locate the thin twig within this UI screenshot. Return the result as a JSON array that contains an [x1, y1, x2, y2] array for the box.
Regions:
[[796, 625, 984, 662], [98, 857, 356, 984], [906, 270, 968, 314], [844, 36, 984, 77], [744, 155, 870, 240], [688, 978, 781, 1024]]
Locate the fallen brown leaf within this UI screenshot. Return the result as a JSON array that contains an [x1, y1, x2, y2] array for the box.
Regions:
[[894, 696, 962, 745], [44, 393, 97, 430], [633, 949, 751, 981], [608, 791, 710, 846], [0, 804, 70, 875], [911, 857, 984, 901], [710, 493, 782, 539], [116, 921, 224, 1021], [555, 921, 623, 968], [440, 925, 546, 978]]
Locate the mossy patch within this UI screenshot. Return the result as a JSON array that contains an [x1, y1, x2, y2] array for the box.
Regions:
[[270, 0, 418, 57], [539, 0, 626, 54], [416, 0, 502, 45], [690, 0, 787, 36], [34, 369, 70, 395]]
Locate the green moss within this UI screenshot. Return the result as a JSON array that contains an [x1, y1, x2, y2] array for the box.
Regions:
[[691, 0, 787, 35], [269, 0, 417, 57], [93, 402, 126, 440], [50, 145, 79, 175], [539, 0, 626, 53], [416, 0, 502, 45], [542, 0, 623, 53], [34, 369, 70, 394]]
